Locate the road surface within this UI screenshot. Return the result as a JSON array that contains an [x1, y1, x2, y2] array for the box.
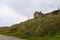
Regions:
[[0, 35, 25, 40]]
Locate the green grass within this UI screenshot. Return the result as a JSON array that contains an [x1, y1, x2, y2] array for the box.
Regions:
[[28, 33, 60, 40]]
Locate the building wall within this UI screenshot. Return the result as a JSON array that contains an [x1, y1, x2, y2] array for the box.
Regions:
[[34, 11, 43, 18]]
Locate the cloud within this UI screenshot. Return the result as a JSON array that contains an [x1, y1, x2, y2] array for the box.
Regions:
[[0, 4, 27, 27], [0, 0, 60, 26]]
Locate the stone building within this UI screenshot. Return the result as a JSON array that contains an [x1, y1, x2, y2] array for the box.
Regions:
[[34, 11, 43, 18]]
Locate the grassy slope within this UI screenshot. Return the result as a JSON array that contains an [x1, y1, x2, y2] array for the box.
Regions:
[[28, 34, 60, 40], [0, 10, 60, 40]]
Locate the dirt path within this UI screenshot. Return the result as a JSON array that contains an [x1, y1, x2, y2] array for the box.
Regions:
[[0, 35, 25, 40]]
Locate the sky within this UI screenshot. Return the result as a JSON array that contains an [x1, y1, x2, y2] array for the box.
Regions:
[[0, 0, 60, 27]]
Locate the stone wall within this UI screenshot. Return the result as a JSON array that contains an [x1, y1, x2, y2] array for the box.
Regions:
[[34, 11, 43, 18]]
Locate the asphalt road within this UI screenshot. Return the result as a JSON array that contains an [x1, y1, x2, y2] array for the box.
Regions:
[[0, 35, 25, 40]]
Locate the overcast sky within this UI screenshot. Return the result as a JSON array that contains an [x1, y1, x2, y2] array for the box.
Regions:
[[0, 0, 60, 27]]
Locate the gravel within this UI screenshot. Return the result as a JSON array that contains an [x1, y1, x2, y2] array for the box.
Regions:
[[0, 35, 25, 40]]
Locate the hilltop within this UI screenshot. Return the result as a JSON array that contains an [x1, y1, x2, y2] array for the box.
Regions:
[[0, 10, 60, 40]]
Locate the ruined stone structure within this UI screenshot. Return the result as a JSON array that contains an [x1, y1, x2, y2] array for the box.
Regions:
[[34, 11, 43, 18], [34, 10, 60, 18]]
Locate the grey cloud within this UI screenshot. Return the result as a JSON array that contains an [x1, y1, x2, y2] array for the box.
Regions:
[[0, 0, 60, 26]]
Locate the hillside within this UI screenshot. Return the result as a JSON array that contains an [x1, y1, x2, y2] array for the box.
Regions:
[[0, 10, 60, 40]]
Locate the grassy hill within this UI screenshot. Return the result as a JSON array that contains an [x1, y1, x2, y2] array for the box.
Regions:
[[0, 10, 60, 40]]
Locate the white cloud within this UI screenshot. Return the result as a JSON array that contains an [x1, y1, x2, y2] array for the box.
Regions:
[[0, 0, 60, 27], [0, 4, 27, 27]]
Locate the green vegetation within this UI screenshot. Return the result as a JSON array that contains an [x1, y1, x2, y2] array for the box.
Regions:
[[0, 10, 60, 40], [28, 33, 60, 40]]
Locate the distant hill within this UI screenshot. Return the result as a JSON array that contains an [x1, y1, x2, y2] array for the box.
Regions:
[[0, 27, 7, 30], [0, 10, 60, 40]]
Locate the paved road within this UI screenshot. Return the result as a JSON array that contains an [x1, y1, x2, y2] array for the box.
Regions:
[[0, 35, 25, 40]]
